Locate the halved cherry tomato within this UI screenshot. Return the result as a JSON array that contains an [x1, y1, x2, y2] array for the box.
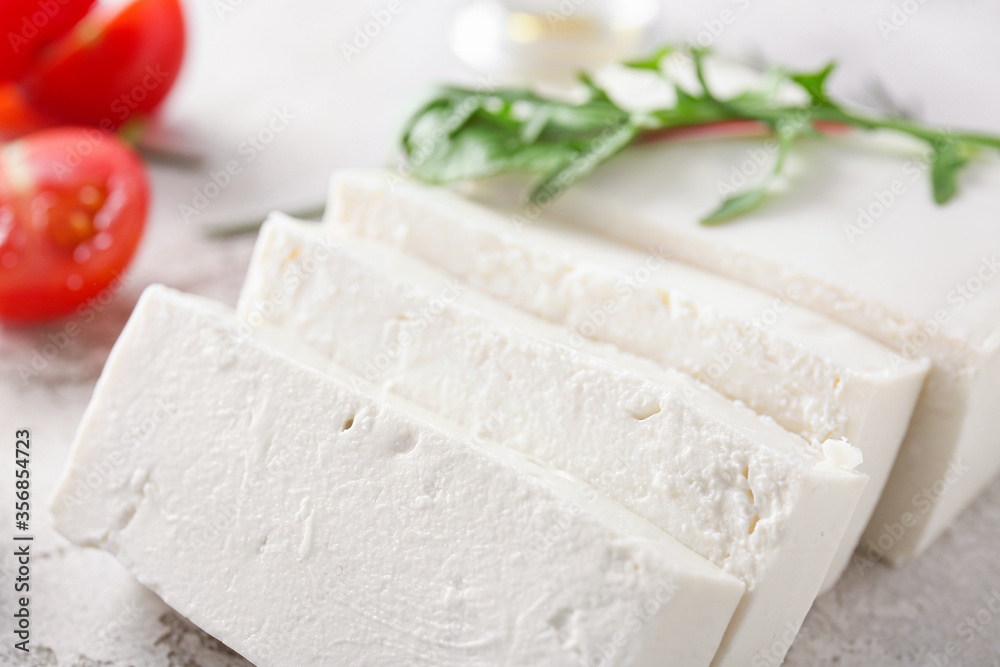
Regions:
[[0, 127, 148, 323], [0, 0, 96, 82], [19, 0, 185, 130]]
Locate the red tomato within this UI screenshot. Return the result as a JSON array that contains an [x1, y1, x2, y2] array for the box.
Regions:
[[0, 84, 57, 141], [0, 0, 96, 82], [0, 127, 148, 324], [19, 0, 185, 130]]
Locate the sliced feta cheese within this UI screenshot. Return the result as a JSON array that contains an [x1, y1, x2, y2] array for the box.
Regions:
[[51, 285, 744, 667], [238, 215, 868, 667], [323, 170, 927, 588], [520, 134, 1000, 563]]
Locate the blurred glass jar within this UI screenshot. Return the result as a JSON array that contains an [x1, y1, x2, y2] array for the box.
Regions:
[[451, 0, 661, 84]]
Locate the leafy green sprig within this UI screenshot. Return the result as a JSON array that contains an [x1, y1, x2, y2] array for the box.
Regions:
[[398, 45, 1000, 224]]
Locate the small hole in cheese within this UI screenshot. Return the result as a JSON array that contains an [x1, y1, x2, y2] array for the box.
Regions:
[[743, 466, 755, 504], [630, 403, 662, 421]]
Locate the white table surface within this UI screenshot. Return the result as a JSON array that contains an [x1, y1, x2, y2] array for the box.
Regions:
[[2, 1, 1000, 665]]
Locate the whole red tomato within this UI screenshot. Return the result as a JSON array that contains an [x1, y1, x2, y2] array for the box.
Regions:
[[0, 127, 149, 323], [19, 0, 186, 130]]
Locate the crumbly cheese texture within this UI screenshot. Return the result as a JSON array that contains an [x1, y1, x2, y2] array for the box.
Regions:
[[238, 216, 868, 667], [50, 286, 745, 667], [323, 170, 925, 587], [513, 134, 1000, 563]]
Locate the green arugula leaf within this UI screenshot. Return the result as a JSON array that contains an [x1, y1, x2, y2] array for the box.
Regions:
[[701, 188, 768, 225], [535, 101, 628, 137], [406, 125, 575, 184], [789, 62, 837, 107], [689, 48, 716, 101], [623, 45, 673, 72], [577, 71, 613, 104], [699, 111, 808, 225], [930, 141, 969, 204], [401, 89, 486, 158], [530, 122, 638, 205], [519, 105, 552, 144]]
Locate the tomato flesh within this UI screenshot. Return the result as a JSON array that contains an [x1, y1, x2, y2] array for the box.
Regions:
[[19, 0, 185, 130], [0, 0, 96, 82], [0, 127, 148, 324]]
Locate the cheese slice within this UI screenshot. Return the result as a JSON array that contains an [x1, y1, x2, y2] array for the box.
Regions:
[[50, 285, 744, 667], [323, 169, 927, 588], [238, 215, 868, 667], [513, 133, 1000, 563]]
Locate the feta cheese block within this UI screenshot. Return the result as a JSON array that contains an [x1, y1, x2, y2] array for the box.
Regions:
[[238, 214, 868, 667], [50, 285, 745, 667], [323, 170, 928, 588], [512, 133, 1000, 563]]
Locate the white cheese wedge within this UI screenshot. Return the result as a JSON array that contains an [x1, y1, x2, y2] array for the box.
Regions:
[[515, 134, 1000, 564], [51, 285, 744, 667], [323, 169, 928, 588], [238, 214, 868, 667]]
